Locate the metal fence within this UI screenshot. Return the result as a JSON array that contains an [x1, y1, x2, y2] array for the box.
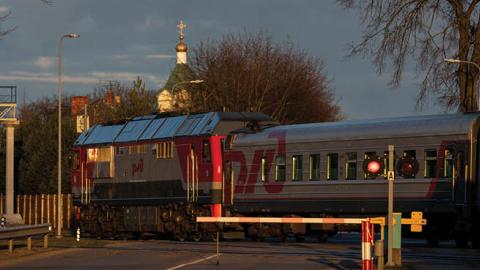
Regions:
[[0, 193, 73, 229]]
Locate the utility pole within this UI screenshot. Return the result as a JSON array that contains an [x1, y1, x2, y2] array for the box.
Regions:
[[0, 86, 18, 216]]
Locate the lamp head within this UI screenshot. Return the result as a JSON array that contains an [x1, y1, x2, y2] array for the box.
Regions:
[[444, 58, 460, 63], [64, 33, 80, 39]]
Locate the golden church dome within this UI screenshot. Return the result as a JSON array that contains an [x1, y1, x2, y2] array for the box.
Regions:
[[176, 40, 187, 52]]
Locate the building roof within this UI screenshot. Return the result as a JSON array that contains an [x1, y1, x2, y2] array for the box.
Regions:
[[162, 64, 194, 93]]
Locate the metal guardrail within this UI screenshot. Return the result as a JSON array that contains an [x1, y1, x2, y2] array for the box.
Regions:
[[0, 224, 52, 254]]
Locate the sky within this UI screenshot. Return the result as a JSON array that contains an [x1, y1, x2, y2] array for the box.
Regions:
[[0, 0, 445, 120]]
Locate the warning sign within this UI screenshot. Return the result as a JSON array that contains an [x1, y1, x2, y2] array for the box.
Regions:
[[387, 171, 394, 181]]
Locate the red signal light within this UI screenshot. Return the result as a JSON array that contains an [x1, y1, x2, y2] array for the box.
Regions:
[[363, 154, 385, 179], [401, 162, 413, 174], [367, 160, 381, 174], [396, 156, 419, 178]]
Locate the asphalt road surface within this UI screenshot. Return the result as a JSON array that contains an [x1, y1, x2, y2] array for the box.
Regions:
[[1, 234, 480, 270]]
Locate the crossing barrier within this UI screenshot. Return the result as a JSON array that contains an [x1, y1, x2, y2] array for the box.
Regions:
[[362, 220, 374, 270], [197, 212, 426, 270]]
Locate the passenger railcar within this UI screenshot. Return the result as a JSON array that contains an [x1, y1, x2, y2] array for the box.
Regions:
[[223, 113, 480, 247], [72, 112, 480, 247]]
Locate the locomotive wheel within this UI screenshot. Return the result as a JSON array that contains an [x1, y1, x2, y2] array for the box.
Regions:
[[192, 233, 202, 242], [175, 232, 187, 242]]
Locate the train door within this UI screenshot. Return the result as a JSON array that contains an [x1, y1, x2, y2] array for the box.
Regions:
[[71, 149, 81, 199], [223, 161, 234, 207], [453, 143, 467, 206], [186, 144, 198, 203], [209, 136, 225, 217]]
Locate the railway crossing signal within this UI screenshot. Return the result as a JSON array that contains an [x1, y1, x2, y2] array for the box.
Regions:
[[363, 154, 385, 178], [396, 156, 419, 178]]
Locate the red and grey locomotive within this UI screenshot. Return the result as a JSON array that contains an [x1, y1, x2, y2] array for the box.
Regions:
[[72, 112, 480, 247]]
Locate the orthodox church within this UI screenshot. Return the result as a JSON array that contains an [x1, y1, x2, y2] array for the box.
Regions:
[[157, 20, 196, 112]]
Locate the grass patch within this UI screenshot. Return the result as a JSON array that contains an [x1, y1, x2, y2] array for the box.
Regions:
[[0, 234, 114, 261]]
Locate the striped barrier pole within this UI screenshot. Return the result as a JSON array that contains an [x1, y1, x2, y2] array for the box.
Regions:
[[362, 220, 374, 270]]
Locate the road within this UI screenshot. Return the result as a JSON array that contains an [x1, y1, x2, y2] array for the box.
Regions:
[[1, 234, 479, 270]]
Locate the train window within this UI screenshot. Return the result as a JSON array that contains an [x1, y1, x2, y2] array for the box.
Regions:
[[128, 145, 145, 154], [202, 140, 211, 162], [87, 148, 97, 162], [89, 147, 114, 178], [327, 153, 338, 180], [225, 134, 237, 150], [443, 149, 453, 178], [309, 154, 321, 181], [97, 147, 112, 162], [275, 155, 286, 181], [115, 146, 126, 156], [292, 155, 303, 181], [261, 157, 266, 181], [345, 152, 357, 180], [424, 150, 437, 178], [151, 144, 157, 156], [156, 141, 174, 159]]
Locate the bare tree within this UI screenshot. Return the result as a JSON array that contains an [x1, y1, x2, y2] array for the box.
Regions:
[[0, 1, 51, 39], [338, 0, 480, 112], [88, 78, 157, 124], [189, 32, 341, 124], [0, 11, 16, 39]]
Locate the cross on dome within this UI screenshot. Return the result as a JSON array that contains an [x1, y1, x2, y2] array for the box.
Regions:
[[177, 20, 186, 39]]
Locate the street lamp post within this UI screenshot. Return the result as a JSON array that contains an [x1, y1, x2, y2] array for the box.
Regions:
[[57, 33, 79, 238], [444, 58, 480, 111], [170, 79, 204, 108]]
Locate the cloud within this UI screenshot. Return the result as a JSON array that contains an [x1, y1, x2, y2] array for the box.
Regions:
[[0, 6, 9, 13], [146, 54, 175, 59], [0, 71, 165, 87], [143, 16, 166, 29], [34, 56, 54, 70]]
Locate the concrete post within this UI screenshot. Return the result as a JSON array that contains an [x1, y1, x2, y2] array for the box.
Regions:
[[43, 234, 48, 248], [5, 124, 15, 215], [27, 237, 32, 251]]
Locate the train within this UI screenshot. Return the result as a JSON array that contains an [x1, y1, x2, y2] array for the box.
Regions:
[[71, 111, 480, 248]]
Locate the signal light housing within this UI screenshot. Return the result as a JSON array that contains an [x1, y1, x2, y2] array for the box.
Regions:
[[363, 155, 385, 179], [396, 156, 419, 178]]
